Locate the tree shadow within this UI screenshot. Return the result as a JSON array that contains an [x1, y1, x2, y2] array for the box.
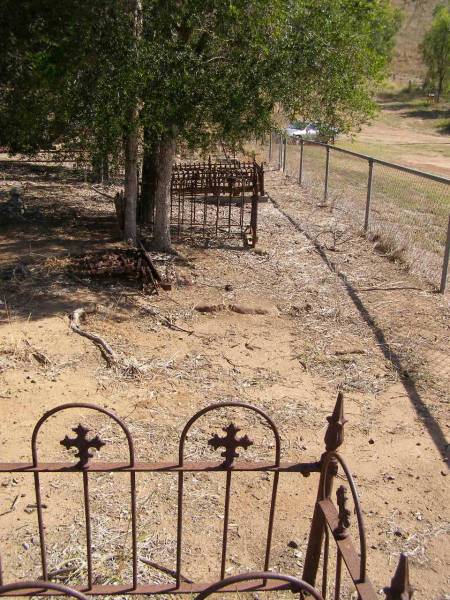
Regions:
[[270, 196, 449, 466], [0, 158, 87, 185], [0, 159, 130, 322], [407, 107, 450, 121]]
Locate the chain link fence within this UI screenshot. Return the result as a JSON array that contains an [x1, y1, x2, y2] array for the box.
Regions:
[[249, 136, 449, 469], [265, 134, 450, 293]]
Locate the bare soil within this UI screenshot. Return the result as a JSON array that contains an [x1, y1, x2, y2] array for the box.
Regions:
[[0, 159, 449, 598], [340, 100, 450, 177]]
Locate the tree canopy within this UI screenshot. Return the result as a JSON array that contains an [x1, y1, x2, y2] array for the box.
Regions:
[[0, 0, 401, 248]]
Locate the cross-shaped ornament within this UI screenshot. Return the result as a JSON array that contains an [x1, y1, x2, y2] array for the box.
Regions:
[[60, 424, 105, 469], [208, 422, 253, 468]]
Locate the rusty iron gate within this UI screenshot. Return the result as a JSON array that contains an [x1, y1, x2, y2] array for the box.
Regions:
[[0, 395, 412, 599], [168, 159, 263, 247]]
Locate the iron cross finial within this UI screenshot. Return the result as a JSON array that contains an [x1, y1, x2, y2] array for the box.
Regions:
[[208, 422, 253, 468], [60, 424, 105, 469]]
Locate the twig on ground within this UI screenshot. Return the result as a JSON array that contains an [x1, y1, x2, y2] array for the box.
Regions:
[[0, 494, 19, 517], [69, 306, 146, 376], [140, 304, 194, 335], [139, 556, 193, 583], [90, 186, 116, 200], [70, 306, 118, 366]]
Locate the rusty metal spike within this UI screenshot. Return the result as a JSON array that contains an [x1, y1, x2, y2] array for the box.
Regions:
[[324, 392, 347, 452], [384, 554, 413, 599]]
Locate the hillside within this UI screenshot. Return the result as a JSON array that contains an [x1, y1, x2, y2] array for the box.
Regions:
[[391, 0, 443, 82]]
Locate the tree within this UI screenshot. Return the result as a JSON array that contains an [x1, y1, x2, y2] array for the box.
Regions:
[[123, 0, 142, 245], [0, 0, 141, 238], [421, 4, 450, 101], [138, 0, 400, 250], [0, 0, 400, 250]]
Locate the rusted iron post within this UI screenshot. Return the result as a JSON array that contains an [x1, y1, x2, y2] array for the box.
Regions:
[[364, 159, 374, 232], [324, 145, 330, 202], [299, 139, 304, 185], [439, 213, 450, 293], [303, 392, 346, 588], [282, 138, 287, 173], [384, 554, 413, 599]]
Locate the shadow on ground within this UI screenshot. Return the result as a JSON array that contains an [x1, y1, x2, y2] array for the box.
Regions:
[[0, 159, 127, 322], [270, 195, 449, 466]]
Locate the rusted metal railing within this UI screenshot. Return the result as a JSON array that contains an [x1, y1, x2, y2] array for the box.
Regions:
[[166, 159, 263, 247], [0, 396, 412, 599]]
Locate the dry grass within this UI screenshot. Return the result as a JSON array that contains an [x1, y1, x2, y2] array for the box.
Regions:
[[1, 155, 449, 599]]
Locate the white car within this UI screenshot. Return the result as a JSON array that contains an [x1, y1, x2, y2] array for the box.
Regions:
[[285, 123, 318, 139]]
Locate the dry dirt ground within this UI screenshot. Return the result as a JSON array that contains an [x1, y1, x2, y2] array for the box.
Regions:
[[339, 100, 450, 177], [0, 158, 449, 599]]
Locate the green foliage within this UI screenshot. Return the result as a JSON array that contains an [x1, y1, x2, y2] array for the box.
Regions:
[[139, 0, 402, 146], [0, 0, 401, 155], [0, 1, 136, 156], [421, 3, 450, 99]]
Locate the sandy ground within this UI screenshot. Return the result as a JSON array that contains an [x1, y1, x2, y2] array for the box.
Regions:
[[340, 102, 450, 177], [0, 159, 449, 598]]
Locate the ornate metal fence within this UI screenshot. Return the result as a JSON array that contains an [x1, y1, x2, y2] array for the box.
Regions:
[[167, 159, 263, 247], [0, 395, 411, 599]]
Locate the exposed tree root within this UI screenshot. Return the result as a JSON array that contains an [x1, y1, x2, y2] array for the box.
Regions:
[[69, 306, 145, 376], [70, 306, 118, 366]]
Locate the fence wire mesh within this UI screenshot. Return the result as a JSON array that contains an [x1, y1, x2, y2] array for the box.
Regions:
[[264, 134, 450, 294], [370, 164, 449, 287], [327, 149, 368, 224], [249, 133, 450, 413]]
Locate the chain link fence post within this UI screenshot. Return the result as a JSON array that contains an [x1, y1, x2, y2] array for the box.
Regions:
[[440, 214, 450, 293], [364, 159, 374, 232], [324, 145, 330, 202], [278, 136, 282, 170], [299, 139, 304, 185], [282, 137, 287, 173], [268, 132, 272, 163]]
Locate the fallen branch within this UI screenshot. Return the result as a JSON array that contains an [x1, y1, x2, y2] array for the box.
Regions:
[[90, 186, 116, 200], [139, 242, 172, 291], [69, 306, 147, 377], [70, 306, 118, 366]]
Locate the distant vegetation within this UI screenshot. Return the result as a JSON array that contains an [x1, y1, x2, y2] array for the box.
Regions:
[[390, 0, 444, 81], [421, 4, 450, 101]]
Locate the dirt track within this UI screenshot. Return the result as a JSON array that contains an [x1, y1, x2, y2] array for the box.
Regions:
[[0, 161, 449, 598], [340, 100, 450, 177]]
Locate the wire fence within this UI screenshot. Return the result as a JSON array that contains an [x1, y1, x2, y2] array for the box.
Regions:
[[250, 134, 449, 460], [265, 133, 450, 293]]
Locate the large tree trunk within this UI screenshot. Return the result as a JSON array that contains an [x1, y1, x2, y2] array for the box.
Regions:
[[153, 136, 176, 252], [123, 123, 139, 245], [141, 127, 158, 224]]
